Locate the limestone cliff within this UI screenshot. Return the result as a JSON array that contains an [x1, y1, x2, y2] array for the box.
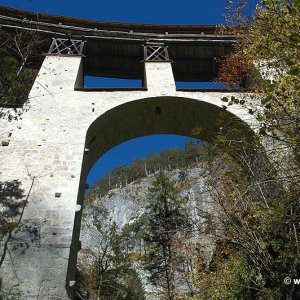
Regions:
[[77, 165, 222, 299]]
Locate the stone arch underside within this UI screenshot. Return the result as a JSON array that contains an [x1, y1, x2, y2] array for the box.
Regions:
[[83, 96, 255, 181]]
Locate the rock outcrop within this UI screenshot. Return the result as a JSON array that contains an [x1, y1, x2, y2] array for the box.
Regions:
[[77, 166, 222, 299]]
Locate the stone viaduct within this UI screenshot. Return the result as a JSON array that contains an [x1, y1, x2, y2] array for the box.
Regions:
[[0, 6, 256, 299]]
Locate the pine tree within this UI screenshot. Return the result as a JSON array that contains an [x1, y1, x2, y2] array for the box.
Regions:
[[144, 172, 189, 300], [94, 221, 145, 300]]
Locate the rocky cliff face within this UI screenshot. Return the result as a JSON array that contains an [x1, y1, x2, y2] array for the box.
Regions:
[[77, 165, 222, 299]]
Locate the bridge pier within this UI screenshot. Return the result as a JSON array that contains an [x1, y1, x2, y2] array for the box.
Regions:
[[0, 54, 176, 298], [144, 61, 176, 93], [0, 55, 86, 299]]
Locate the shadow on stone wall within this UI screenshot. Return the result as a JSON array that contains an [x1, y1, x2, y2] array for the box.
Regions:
[[0, 180, 25, 236], [0, 178, 40, 271]]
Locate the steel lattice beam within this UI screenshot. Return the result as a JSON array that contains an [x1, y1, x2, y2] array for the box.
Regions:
[[48, 38, 85, 55], [144, 44, 169, 61]]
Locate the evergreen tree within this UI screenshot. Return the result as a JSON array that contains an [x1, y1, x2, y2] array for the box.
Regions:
[[143, 172, 189, 300], [93, 221, 145, 300]]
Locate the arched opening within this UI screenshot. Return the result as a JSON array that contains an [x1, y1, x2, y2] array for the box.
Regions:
[[67, 96, 256, 292], [83, 96, 254, 182]]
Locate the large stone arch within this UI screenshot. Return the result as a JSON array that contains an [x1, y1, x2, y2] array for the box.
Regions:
[[82, 96, 255, 181], [67, 95, 256, 291]]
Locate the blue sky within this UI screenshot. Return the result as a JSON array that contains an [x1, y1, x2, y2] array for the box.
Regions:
[[0, 0, 258, 184], [87, 135, 200, 183], [0, 0, 257, 24]]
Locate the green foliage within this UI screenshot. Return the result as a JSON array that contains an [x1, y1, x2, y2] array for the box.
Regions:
[[195, 241, 252, 300], [188, 157, 300, 299], [0, 48, 37, 105], [3, 221, 18, 231], [81, 221, 145, 299], [0, 29, 44, 109], [143, 172, 190, 299], [0, 284, 20, 300], [95, 264, 144, 300], [221, 0, 300, 156], [193, 3, 300, 297]]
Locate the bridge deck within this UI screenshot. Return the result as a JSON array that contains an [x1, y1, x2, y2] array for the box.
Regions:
[[0, 6, 236, 81]]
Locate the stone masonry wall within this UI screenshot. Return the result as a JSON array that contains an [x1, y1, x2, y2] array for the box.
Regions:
[[0, 55, 254, 299]]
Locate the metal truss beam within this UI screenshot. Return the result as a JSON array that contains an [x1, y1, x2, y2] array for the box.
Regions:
[[48, 38, 85, 55], [143, 44, 169, 61]]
